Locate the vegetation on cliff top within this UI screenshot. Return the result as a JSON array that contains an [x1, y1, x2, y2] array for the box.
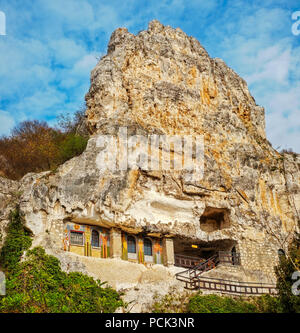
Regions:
[[0, 109, 88, 180]]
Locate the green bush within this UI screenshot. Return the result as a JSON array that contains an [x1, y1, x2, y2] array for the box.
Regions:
[[57, 133, 88, 164], [251, 294, 283, 313], [0, 247, 125, 313], [274, 235, 300, 313], [150, 291, 285, 313], [187, 294, 258, 313], [0, 208, 32, 271]]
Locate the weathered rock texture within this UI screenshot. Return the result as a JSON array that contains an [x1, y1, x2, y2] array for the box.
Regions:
[[0, 21, 299, 309], [0, 177, 19, 248]]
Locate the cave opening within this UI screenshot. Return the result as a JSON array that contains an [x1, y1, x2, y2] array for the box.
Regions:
[[174, 237, 238, 268], [200, 207, 230, 233]]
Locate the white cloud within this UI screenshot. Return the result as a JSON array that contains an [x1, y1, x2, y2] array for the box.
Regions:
[[9, 87, 67, 121], [73, 54, 98, 73], [0, 111, 15, 136], [207, 4, 300, 152], [42, 0, 95, 29], [0, 37, 53, 98], [246, 47, 291, 85], [58, 54, 98, 89], [49, 39, 86, 64]]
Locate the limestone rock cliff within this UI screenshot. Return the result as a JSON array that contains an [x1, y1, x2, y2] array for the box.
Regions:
[[0, 21, 299, 298]]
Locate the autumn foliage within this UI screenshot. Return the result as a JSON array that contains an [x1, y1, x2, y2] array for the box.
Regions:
[[0, 111, 88, 180]]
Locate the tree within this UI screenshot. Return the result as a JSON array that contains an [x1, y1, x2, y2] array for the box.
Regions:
[[56, 107, 89, 137], [275, 233, 300, 313], [0, 114, 88, 180], [0, 120, 62, 179]]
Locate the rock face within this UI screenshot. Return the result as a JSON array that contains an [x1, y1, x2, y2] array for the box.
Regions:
[[0, 177, 19, 248], [0, 21, 299, 309], [86, 20, 266, 138]]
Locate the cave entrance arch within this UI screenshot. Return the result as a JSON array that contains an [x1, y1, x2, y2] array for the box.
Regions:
[[174, 238, 237, 268]]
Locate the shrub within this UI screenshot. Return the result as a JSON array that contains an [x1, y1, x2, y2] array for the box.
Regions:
[[0, 121, 61, 179], [0, 247, 125, 313], [0, 111, 89, 180], [187, 294, 257, 313], [149, 291, 271, 313], [0, 208, 32, 271], [57, 108, 89, 137], [251, 294, 283, 313], [274, 234, 300, 313], [57, 133, 88, 164]]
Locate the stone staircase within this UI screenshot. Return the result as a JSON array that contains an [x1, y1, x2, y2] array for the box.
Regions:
[[175, 253, 277, 296]]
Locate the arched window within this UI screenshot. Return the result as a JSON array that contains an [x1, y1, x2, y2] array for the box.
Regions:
[[91, 230, 100, 248], [144, 238, 152, 256], [127, 236, 136, 254]]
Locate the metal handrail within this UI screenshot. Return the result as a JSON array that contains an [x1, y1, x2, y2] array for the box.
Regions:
[[174, 251, 278, 295], [191, 275, 277, 287], [175, 253, 219, 281], [175, 250, 243, 282], [218, 251, 241, 265], [175, 253, 204, 261], [192, 277, 278, 295], [190, 254, 219, 279], [190, 254, 218, 272]]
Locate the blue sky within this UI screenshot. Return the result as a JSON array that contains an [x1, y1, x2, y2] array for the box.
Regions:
[[0, 0, 299, 151]]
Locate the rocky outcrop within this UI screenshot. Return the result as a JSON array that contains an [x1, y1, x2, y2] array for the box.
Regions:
[[0, 177, 19, 248], [83, 19, 299, 248], [0, 21, 299, 301]]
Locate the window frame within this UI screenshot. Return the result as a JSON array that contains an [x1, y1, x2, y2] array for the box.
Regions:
[[144, 238, 153, 257], [127, 235, 137, 254], [91, 229, 100, 248], [70, 230, 84, 246]]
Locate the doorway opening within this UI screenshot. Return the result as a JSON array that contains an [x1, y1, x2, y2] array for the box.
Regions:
[[174, 237, 238, 268]]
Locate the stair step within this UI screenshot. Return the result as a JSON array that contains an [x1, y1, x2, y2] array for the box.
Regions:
[[175, 253, 219, 290]]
